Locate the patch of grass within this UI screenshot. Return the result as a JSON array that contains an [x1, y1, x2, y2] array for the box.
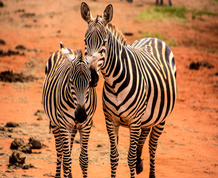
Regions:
[[168, 38, 177, 47], [139, 6, 188, 22], [188, 39, 198, 46], [191, 8, 217, 20], [154, 6, 188, 19], [138, 7, 165, 21], [139, 6, 218, 22], [140, 31, 167, 41], [206, 49, 218, 53]]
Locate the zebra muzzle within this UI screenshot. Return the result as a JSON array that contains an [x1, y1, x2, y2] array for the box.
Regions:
[[74, 104, 87, 123], [89, 66, 99, 87]]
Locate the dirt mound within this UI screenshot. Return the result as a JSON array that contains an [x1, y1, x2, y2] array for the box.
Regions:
[[0, 70, 37, 82]]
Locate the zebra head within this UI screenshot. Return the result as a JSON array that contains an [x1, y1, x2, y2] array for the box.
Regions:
[[60, 43, 91, 123], [81, 2, 113, 86]]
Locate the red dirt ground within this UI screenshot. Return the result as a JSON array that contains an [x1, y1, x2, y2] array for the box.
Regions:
[[0, 0, 217, 177]]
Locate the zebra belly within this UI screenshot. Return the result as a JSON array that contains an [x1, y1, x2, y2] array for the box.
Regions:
[[103, 80, 148, 127], [103, 85, 173, 129], [103, 96, 145, 127]]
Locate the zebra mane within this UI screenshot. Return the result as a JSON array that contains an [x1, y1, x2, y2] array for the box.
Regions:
[[107, 23, 127, 46]]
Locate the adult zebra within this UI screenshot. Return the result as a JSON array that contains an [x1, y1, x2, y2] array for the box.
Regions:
[[81, 2, 177, 178], [42, 42, 97, 178]]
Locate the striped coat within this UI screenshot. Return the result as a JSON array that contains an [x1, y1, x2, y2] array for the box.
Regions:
[[42, 43, 97, 178], [81, 3, 176, 178]]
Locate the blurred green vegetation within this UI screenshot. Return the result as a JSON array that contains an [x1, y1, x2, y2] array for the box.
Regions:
[[139, 6, 218, 22], [139, 31, 167, 41]]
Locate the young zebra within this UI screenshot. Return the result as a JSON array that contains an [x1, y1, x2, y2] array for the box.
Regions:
[[81, 2, 176, 178], [42, 42, 97, 178]]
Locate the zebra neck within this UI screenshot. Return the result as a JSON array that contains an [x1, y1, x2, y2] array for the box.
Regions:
[[101, 31, 134, 91]]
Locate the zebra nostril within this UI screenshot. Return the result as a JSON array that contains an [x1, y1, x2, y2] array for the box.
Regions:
[[75, 105, 87, 123]]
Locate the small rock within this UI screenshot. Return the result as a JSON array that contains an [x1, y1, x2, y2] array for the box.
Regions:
[[8, 128, 13, 132], [29, 137, 42, 149], [10, 138, 25, 149], [0, 126, 6, 131], [22, 163, 35, 169], [15, 45, 26, 50], [199, 61, 214, 69], [43, 173, 55, 177], [97, 144, 103, 148], [34, 109, 44, 116], [5, 168, 14, 173], [189, 61, 214, 70], [20, 13, 35, 18], [213, 84, 218, 88], [0, 1, 4, 8], [15, 9, 25, 13], [189, 62, 200, 70], [124, 32, 133, 36], [0, 39, 6, 45], [19, 144, 32, 154], [37, 116, 43, 121], [9, 151, 26, 165], [5, 122, 19, 127], [213, 72, 218, 76]]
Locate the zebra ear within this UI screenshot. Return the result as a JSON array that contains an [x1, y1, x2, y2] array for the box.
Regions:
[[81, 2, 92, 23], [60, 41, 69, 55], [60, 41, 70, 55], [103, 4, 113, 25], [60, 41, 65, 49], [60, 42, 76, 61]]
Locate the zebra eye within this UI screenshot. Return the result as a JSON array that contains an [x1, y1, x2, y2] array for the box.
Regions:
[[99, 47, 105, 54], [102, 39, 107, 46]]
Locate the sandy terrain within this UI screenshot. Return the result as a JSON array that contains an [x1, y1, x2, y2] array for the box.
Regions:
[[0, 0, 217, 177]]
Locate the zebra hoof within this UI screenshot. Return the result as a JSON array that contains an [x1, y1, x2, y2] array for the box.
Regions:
[[136, 160, 143, 175]]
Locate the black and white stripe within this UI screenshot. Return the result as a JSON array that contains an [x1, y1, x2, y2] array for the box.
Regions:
[[42, 42, 97, 178], [81, 2, 176, 178]]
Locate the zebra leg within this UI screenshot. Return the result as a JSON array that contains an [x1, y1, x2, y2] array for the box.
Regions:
[[70, 126, 77, 153], [169, 0, 172, 6], [136, 128, 151, 175], [160, 0, 163, 5], [51, 125, 63, 178], [128, 120, 141, 178], [69, 127, 77, 177], [155, 0, 159, 5], [60, 128, 73, 178], [149, 121, 165, 178], [79, 126, 91, 178], [106, 118, 119, 178]]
